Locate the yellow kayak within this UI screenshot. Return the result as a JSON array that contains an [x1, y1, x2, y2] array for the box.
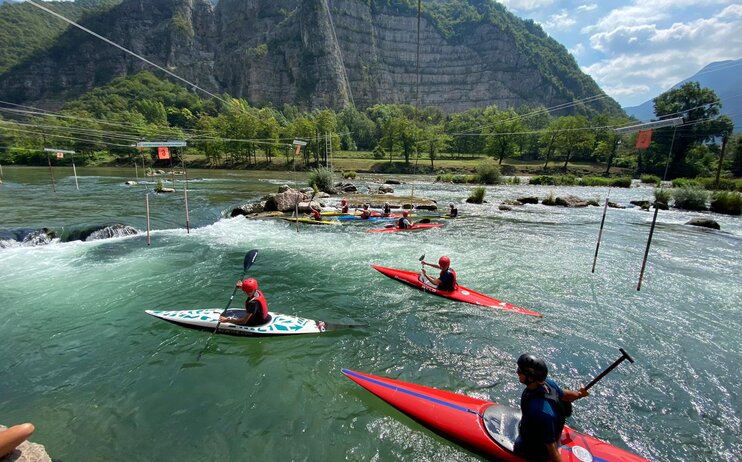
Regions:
[[279, 217, 340, 225]]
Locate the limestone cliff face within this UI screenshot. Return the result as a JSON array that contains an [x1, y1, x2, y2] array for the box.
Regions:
[[0, 0, 621, 114]]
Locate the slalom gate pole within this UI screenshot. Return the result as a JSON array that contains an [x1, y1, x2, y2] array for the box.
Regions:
[[71, 153, 79, 190], [591, 190, 610, 273], [145, 193, 152, 246], [46, 152, 56, 193], [637, 204, 659, 291], [182, 158, 190, 233]]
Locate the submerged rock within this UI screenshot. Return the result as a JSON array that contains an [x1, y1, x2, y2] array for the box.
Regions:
[[554, 195, 589, 208], [85, 224, 138, 241], [686, 218, 720, 230]]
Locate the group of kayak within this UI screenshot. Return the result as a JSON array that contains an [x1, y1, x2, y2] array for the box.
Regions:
[[280, 198, 457, 232], [147, 243, 649, 460]]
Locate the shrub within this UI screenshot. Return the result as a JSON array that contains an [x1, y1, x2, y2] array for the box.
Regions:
[[155, 179, 164, 192], [342, 170, 357, 179], [641, 174, 661, 186], [467, 186, 486, 204], [654, 188, 672, 206], [500, 164, 516, 176], [529, 175, 557, 185], [507, 176, 521, 185], [672, 178, 701, 188], [558, 174, 577, 186], [452, 174, 473, 184], [578, 176, 612, 187], [476, 158, 502, 185], [308, 166, 334, 192], [698, 177, 736, 191], [436, 173, 454, 183], [610, 177, 632, 188], [673, 186, 709, 211], [710, 191, 742, 215], [542, 191, 556, 205]]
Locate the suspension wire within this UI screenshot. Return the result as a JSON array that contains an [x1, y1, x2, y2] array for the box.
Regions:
[[324, 0, 355, 109]]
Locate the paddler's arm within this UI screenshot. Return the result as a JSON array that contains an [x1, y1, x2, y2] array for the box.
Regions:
[[562, 388, 589, 402], [545, 441, 562, 462], [421, 268, 440, 286]]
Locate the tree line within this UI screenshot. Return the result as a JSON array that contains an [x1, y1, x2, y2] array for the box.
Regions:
[[0, 72, 739, 180]]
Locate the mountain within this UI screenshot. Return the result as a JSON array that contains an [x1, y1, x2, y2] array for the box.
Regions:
[[0, 0, 623, 115], [624, 58, 742, 132]]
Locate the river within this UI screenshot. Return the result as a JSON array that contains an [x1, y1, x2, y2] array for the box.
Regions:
[[1, 166, 740, 461]]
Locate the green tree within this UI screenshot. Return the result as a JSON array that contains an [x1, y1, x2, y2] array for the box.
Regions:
[[652, 82, 728, 178], [483, 107, 524, 165], [420, 123, 451, 170], [730, 135, 742, 178]]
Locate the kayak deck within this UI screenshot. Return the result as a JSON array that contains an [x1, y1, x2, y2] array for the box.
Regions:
[[279, 217, 339, 225], [342, 369, 649, 462], [146, 308, 362, 336], [371, 265, 542, 317]]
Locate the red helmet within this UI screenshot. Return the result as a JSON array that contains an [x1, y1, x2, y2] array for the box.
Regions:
[[402, 210, 409, 216], [438, 256, 450, 267], [240, 278, 258, 293]]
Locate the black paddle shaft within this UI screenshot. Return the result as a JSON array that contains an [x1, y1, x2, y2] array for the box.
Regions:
[[197, 249, 258, 360], [584, 348, 634, 391]]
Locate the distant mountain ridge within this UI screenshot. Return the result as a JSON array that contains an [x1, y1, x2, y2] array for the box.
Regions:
[[0, 0, 622, 115], [624, 58, 742, 132]]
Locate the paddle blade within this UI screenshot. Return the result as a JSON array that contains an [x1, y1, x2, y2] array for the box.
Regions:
[[419, 254, 425, 261], [244, 249, 258, 271]]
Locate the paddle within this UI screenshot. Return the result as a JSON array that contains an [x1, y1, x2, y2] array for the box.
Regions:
[[583, 348, 634, 391], [196, 249, 258, 360]]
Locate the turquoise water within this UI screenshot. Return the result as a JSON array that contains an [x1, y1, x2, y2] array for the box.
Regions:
[[1, 166, 740, 461]]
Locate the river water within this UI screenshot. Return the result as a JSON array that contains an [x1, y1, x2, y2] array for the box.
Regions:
[[1, 166, 740, 461]]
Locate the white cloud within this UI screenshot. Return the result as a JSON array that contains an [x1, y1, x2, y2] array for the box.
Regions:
[[580, 3, 742, 104], [569, 43, 586, 57], [497, 0, 555, 12], [542, 10, 576, 30], [576, 4, 598, 13]]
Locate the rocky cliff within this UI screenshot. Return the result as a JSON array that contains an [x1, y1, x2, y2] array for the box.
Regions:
[[0, 0, 622, 115]]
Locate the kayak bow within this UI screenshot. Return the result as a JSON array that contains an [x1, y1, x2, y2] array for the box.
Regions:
[[342, 369, 649, 462], [371, 265, 542, 317]]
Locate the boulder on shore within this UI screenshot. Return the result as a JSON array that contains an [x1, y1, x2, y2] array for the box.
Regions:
[[516, 196, 539, 204]]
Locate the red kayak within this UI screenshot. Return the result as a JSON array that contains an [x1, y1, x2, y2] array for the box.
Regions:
[[371, 265, 542, 317], [342, 369, 649, 462], [367, 223, 443, 233]]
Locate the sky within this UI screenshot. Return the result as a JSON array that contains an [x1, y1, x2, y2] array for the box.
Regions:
[[497, 0, 742, 108]]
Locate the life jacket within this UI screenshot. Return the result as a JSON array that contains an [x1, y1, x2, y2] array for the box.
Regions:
[[361, 209, 371, 219], [522, 380, 571, 439], [398, 217, 411, 229], [310, 209, 321, 220], [246, 289, 269, 322], [438, 268, 457, 291], [341, 205, 349, 213]]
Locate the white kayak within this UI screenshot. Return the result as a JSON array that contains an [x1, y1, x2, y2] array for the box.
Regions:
[[145, 308, 364, 336]]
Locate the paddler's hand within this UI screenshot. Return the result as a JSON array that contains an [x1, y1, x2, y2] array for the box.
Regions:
[[577, 387, 589, 399]]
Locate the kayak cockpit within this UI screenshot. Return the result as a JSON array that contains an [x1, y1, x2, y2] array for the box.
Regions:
[[482, 404, 521, 451]]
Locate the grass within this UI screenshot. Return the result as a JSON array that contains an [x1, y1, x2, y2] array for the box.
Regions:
[[654, 188, 672, 206], [710, 191, 742, 215], [308, 167, 334, 192], [640, 174, 661, 186], [476, 158, 502, 184], [529, 175, 631, 187], [673, 186, 709, 211], [467, 186, 486, 204]]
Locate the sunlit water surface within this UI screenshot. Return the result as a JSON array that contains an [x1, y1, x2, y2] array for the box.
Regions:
[[1, 167, 740, 461]]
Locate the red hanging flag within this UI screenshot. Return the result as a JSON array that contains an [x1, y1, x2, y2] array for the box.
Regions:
[[295, 145, 302, 156], [157, 147, 170, 160], [635, 130, 653, 150], [55, 152, 64, 159]]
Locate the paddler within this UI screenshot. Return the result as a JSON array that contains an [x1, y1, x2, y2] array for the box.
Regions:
[[397, 210, 413, 229], [514, 354, 589, 462], [219, 278, 270, 326], [308, 203, 322, 221], [421, 256, 456, 291], [360, 204, 372, 219], [382, 202, 392, 216], [340, 198, 349, 214], [448, 203, 458, 218]]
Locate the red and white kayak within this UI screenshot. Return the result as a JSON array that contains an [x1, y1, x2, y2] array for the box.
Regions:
[[342, 369, 649, 462], [367, 223, 443, 233], [371, 265, 542, 317]]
